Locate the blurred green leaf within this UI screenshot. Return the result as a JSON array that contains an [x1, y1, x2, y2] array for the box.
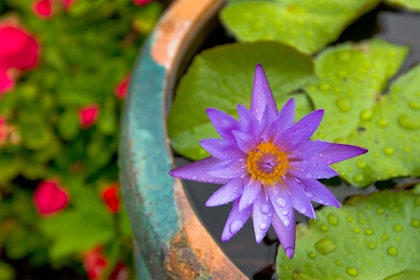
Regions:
[[276, 191, 420, 279], [57, 109, 80, 141], [0, 261, 15, 280], [220, 0, 380, 53], [168, 41, 316, 160], [385, 0, 420, 11]]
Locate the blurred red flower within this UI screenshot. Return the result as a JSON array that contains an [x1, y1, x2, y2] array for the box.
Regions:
[[133, 0, 153, 6], [114, 74, 130, 99], [79, 105, 99, 129], [0, 23, 40, 95], [32, 0, 75, 18], [32, 0, 52, 18], [101, 184, 120, 213], [33, 179, 69, 216], [83, 246, 108, 279]]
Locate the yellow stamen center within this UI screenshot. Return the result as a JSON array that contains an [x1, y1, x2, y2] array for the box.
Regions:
[[246, 142, 289, 186]]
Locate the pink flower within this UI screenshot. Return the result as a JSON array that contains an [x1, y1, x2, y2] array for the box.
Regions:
[[33, 179, 69, 216], [101, 184, 120, 213], [83, 246, 108, 279], [0, 23, 40, 95], [79, 105, 99, 129], [133, 0, 153, 6], [32, 0, 53, 18], [114, 74, 130, 99]]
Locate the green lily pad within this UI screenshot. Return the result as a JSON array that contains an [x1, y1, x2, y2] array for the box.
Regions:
[[307, 39, 408, 141], [276, 190, 420, 279], [385, 0, 420, 12], [168, 42, 315, 160], [334, 64, 420, 186], [220, 0, 380, 54]]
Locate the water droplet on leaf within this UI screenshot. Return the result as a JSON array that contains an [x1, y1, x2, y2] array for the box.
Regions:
[[315, 238, 337, 255], [399, 114, 420, 130], [346, 267, 359, 277], [387, 246, 398, 256], [327, 214, 339, 226]]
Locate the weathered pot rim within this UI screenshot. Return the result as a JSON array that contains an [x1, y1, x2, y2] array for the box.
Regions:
[[119, 0, 247, 278]]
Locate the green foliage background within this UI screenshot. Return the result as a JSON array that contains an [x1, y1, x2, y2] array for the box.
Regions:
[[0, 0, 162, 278]]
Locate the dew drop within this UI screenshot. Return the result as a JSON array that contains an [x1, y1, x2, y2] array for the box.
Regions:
[[368, 242, 376, 250], [354, 227, 361, 234], [339, 52, 351, 61], [327, 214, 339, 226], [357, 161, 367, 168], [383, 146, 395, 156], [229, 220, 243, 234], [411, 219, 420, 228], [394, 224, 403, 232], [369, 261, 375, 267], [399, 114, 420, 130], [283, 219, 290, 227], [259, 223, 268, 230], [207, 178, 215, 183], [191, 176, 198, 180], [308, 252, 317, 259], [387, 246, 398, 256], [320, 224, 329, 232], [376, 208, 384, 215], [346, 216, 353, 223], [377, 118, 388, 127], [365, 228, 374, 236], [353, 174, 364, 183], [408, 100, 420, 110], [360, 109, 373, 121], [276, 198, 286, 208], [382, 233, 389, 240], [338, 70, 348, 78], [318, 82, 330, 92], [336, 98, 352, 112], [260, 203, 270, 214], [315, 238, 337, 255], [347, 267, 359, 277], [335, 260, 341, 266], [282, 210, 289, 216]]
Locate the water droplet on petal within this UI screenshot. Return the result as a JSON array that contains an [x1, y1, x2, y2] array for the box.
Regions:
[[229, 220, 243, 234], [347, 267, 359, 277], [191, 176, 198, 180], [259, 223, 267, 230], [207, 178, 215, 183], [260, 203, 270, 214], [315, 238, 337, 255], [282, 210, 288, 216], [283, 219, 290, 227], [276, 198, 286, 208]]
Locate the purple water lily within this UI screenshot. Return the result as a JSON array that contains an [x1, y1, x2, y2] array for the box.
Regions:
[[169, 64, 367, 258]]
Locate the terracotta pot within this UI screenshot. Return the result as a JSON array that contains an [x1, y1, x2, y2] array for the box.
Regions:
[[119, 0, 247, 278]]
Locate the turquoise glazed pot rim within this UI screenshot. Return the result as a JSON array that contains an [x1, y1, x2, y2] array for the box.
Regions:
[[119, 0, 247, 278]]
